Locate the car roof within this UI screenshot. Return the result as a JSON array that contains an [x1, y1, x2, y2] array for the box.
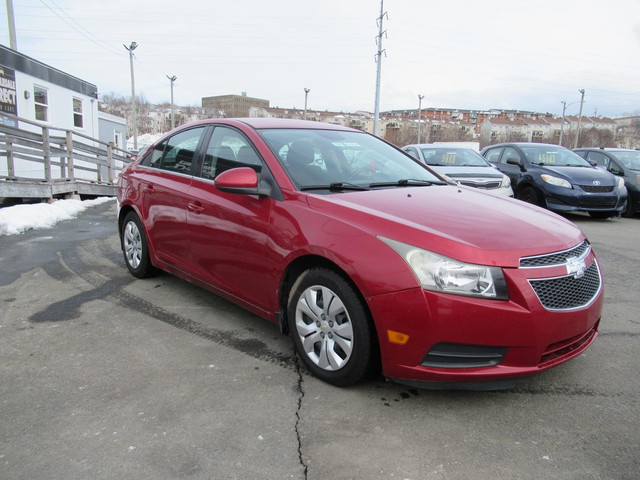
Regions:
[[486, 142, 563, 148], [178, 117, 360, 132]]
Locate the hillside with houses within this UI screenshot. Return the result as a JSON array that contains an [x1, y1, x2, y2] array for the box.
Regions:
[[98, 93, 640, 150]]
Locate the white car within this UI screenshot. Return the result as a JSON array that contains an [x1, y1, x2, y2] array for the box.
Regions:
[[402, 144, 513, 197]]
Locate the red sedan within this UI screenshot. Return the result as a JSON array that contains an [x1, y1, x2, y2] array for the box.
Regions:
[[117, 119, 602, 389]]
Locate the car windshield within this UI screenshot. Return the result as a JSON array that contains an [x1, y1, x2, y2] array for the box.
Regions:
[[258, 128, 443, 190], [520, 146, 592, 167], [420, 147, 489, 167], [613, 151, 640, 171]]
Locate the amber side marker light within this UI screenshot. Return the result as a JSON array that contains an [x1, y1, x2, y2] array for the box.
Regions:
[[387, 330, 410, 345]]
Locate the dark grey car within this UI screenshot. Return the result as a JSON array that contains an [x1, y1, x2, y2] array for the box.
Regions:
[[480, 143, 627, 219], [574, 148, 640, 217]]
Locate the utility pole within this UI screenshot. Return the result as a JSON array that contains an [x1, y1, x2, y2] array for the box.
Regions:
[[574, 89, 585, 149], [303, 88, 310, 120], [559, 100, 567, 146], [124, 42, 138, 150], [417, 94, 424, 144], [373, 0, 387, 137], [6, 0, 17, 50], [167, 75, 177, 129]]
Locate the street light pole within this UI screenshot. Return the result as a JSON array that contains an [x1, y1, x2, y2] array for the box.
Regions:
[[417, 94, 424, 144], [574, 89, 585, 149], [559, 101, 567, 146], [6, 0, 18, 50], [124, 42, 139, 150], [303, 88, 310, 120], [167, 75, 177, 129]]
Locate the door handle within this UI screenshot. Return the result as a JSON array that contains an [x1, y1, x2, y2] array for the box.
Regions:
[[188, 203, 205, 214]]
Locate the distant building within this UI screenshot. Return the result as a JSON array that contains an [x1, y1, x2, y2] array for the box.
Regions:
[[201, 93, 269, 118]]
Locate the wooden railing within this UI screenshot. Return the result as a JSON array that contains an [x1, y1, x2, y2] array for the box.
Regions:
[[0, 114, 132, 198]]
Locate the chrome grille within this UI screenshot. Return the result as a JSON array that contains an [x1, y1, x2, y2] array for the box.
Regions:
[[458, 180, 501, 189], [529, 262, 602, 311], [520, 241, 589, 268]]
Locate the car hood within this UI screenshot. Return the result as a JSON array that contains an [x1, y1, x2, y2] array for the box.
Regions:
[[306, 185, 584, 268], [429, 165, 503, 178], [541, 165, 616, 186]]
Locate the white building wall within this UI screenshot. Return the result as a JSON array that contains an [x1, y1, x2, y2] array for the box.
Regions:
[[14, 70, 99, 138]]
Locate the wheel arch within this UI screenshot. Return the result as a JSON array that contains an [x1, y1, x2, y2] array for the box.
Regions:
[[278, 255, 379, 346]]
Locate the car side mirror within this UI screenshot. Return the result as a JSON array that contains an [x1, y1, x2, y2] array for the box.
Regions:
[[215, 167, 271, 196], [588, 160, 598, 167], [506, 157, 524, 169]]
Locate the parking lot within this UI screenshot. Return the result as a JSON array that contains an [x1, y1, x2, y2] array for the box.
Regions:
[[0, 200, 638, 480]]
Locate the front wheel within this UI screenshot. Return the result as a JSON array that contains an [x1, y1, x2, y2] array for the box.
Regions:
[[121, 212, 157, 278], [517, 186, 543, 207], [287, 268, 377, 387], [588, 211, 615, 219]]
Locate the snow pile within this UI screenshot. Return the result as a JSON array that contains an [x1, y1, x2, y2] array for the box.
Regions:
[[0, 197, 115, 236]]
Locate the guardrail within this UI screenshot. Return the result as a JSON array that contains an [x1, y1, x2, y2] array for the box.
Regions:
[[0, 114, 133, 199]]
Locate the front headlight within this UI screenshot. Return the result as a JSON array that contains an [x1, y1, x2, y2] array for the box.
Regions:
[[500, 174, 511, 188], [379, 237, 508, 300], [617, 177, 625, 190], [541, 174, 572, 189]]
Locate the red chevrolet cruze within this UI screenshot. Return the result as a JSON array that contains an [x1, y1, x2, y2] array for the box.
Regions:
[[117, 118, 602, 389]]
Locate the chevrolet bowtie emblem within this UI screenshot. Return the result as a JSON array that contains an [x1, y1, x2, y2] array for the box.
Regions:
[[566, 256, 587, 278]]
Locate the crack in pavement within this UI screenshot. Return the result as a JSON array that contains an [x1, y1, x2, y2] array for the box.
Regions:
[[294, 355, 309, 480]]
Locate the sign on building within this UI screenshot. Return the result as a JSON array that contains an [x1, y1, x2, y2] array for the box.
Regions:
[[0, 65, 18, 126]]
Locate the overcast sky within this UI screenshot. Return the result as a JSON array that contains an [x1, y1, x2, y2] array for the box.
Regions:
[[3, 0, 640, 118]]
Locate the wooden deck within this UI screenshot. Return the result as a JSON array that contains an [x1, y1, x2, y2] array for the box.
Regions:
[[1, 115, 132, 201]]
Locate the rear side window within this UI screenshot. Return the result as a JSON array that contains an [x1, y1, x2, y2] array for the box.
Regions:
[[141, 127, 206, 174]]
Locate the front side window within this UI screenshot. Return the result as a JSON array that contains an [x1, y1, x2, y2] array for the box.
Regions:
[[144, 127, 205, 174], [501, 147, 522, 165], [34, 85, 48, 122], [483, 147, 503, 164], [201, 126, 262, 181], [73, 98, 83, 128], [585, 151, 609, 168]]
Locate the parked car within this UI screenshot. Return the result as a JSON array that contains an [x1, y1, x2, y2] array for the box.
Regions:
[[574, 148, 640, 217], [480, 143, 627, 218], [118, 119, 603, 390], [401, 144, 513, 196]]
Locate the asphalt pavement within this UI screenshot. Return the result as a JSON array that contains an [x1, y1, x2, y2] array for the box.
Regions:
[[0, 201, 638, 480]]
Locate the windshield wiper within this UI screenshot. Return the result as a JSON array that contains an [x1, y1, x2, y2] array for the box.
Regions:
[[301, 182, 370, 192], [369, 178, 445, 188]]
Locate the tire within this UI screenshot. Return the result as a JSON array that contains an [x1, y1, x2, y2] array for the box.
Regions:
[[121, 212, 157, 278], [588, 211, 615, 219], [287, 268, 376, 387], [622, 201, 636, 218], [517, 186, 542, 207]]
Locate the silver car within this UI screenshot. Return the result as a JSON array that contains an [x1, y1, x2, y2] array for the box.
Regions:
[[402, 144, 513, 197]]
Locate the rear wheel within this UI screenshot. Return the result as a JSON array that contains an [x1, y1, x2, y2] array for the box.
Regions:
[[287, 268, 376, 387], [121, 212, 157, 278]]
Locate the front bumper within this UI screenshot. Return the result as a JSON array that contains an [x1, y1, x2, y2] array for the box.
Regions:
[[367, 252, 603, 388], [543, 184, 627, 213]]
